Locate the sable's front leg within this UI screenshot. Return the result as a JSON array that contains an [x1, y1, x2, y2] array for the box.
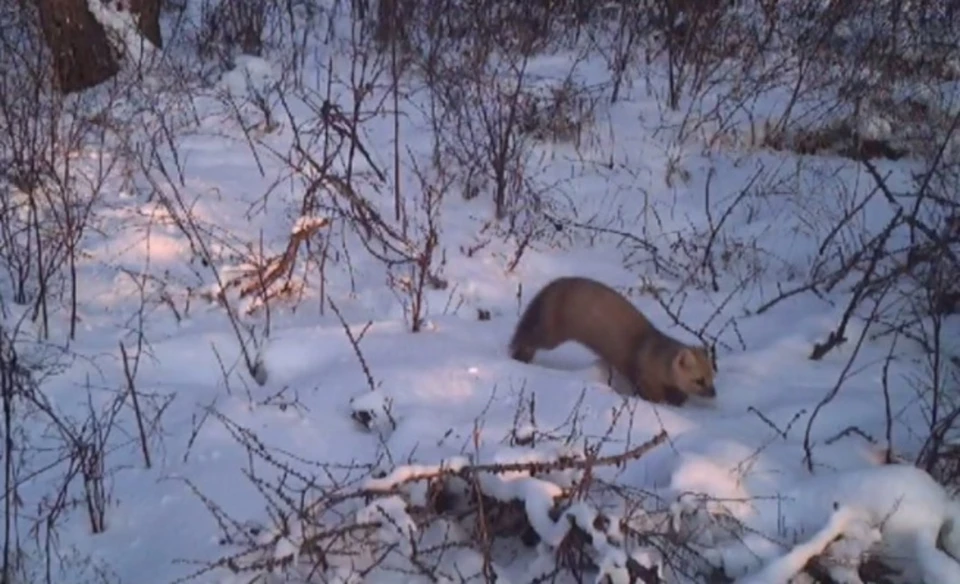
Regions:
[[510, 344, 536, 363], [664, 386, 688, 406]]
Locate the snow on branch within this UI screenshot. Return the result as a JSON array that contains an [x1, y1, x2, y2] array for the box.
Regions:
[[187, 421, 671, 584], [735, 505, 877, 584]]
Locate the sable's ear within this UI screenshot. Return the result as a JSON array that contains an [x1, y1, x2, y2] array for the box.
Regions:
[[674, 348, 693, 370]]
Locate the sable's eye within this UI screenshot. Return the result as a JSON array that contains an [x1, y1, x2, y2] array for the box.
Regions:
[[696, 378, 706, 387]]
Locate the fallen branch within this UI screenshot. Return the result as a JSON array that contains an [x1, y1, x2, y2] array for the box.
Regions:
[[364, 429, 669, 494]]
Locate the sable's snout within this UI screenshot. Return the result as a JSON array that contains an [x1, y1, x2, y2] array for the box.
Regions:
[[701, 385, 716, 398]]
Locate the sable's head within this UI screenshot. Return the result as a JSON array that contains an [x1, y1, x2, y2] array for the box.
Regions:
[[672, 346, 716, 399]]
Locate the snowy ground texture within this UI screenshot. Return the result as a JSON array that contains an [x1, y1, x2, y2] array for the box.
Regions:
[[7, 2, 960, 584]]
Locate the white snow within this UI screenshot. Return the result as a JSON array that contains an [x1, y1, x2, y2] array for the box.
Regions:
[[673, 462, 960, 582], [6, 2, 960, 584]]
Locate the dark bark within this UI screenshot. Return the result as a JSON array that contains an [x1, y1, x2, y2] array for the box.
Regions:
[[131, 0, 163, 49], [38, 0, 119, 94], [36, 0, 163, 95]]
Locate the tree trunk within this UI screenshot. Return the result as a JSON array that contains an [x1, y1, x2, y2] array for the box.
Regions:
[[36, 0, 163, 95], [130, 0, 163, 49], [38, 0, 119, 94]]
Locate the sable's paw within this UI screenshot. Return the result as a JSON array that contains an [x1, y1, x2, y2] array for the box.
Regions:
[[509, 343, 536, 363]]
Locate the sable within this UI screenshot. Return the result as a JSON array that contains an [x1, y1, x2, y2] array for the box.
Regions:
[[509, 276, 716, 406]]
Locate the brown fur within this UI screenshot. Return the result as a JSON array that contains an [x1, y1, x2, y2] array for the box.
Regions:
[[509, 276, 716, 406]]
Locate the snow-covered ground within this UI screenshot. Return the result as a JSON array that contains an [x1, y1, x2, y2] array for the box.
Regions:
[[6, 4, 960, 584]]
